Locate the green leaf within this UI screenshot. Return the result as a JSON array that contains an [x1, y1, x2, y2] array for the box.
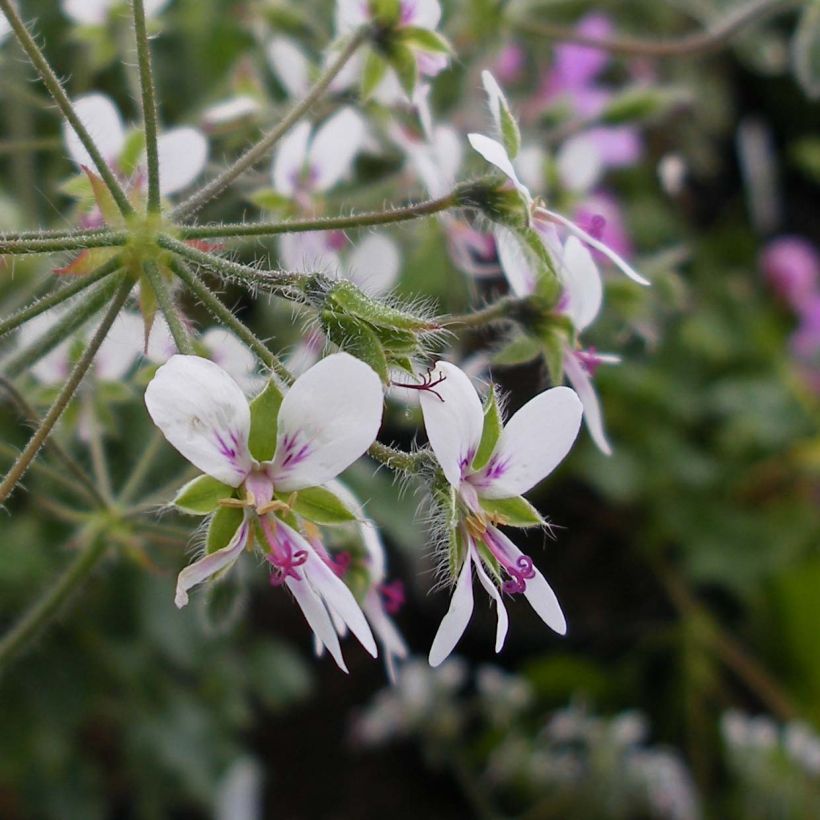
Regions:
[[284, 486, 357, 525], [248, 380, 283, 462], [206, 507, 245, 553], [479, 495, 545, 528], [361, 50, 389, 100], [321, 310, 390, 382], [399, 26, 452, 55], [472, 386, 503, 471], [492, 334, 542, 366], [792, 0, 820, 99], [174, 474, 235, 515]]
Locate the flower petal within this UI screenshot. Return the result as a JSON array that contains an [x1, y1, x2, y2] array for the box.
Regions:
[[93, 310, 143, 380], [494, 226, 537, 297], [63, 93, 125, 169], [156, 127, 208, 195], [418, 361, 485, 488], [174, 517, 250, 608], [201, 327, 262, 395], [267, 37, 311, 98], [144, 354, 253, 486], [477, 385, 582, 498], [473, 550, 509, 653], [17, 308, 72, 385], [269, 352, 383, 491], [364, 592, 408, 684], [556, 132, 603, 194], [560, 236, 602, 332], [308, 107, 365, 192], [563, 351, 612, 456], [286, 575, 348, 672], [428, 549, 474, 667], [467, 133, 531, 206], [404, 0, 442, 29], [272, 120, 311, 197], [347, 234, 400, 296], [481, 69, 506, 134], [62, 0, 112, 26]]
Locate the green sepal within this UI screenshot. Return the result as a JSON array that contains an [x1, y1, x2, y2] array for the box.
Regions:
[[448, 523, 468, 580], [475, 537, 502, 583], [399, 26, 452, 55], [479, 495, 545, 528], [361, 50, 389, 100], [492, 334, 542, 367], [83, 167, 122, 227], [472, 386, 503, 472], [373, 325, 420, 355], [281, 486, 358, 526], [248, 379, 283, 462], [119, 129, 146, 176], [600, 86, 687, 125], [321, 310, 390, 382], [541, 335, 566, 385], [248, 188, 293, 212], [370, 0, 401, 26], [328, 280, 437, 331], [495, 92, 521, 160], [59, 173, 95, 205], [385, 41, 418, 97], [174, 474, 235, 515], [206, 507, 245, 554]]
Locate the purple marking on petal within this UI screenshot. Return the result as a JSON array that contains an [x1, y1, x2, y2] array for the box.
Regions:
[[469, 454, 510, 490], [278, 432, 313, 473]]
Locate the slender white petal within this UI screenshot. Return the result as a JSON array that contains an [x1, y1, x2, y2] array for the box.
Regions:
[[62, 0, 112, 26], [93, 310, 143, 380], [429, 550, 474, 667], [279, 232, 340, 274], [467, 133, 531, 206], [202, 96, 260, 128], [269, 353, 383, 491], [481, 70, 506, 134], [404, 0, 441, 29], [335, 0, 369, 34], [473, 550, 509, 653], [347, 234, 400, 296], [267, 37, 311, 98], [287, 575, 348, 672], [560, 236, 602, 332], [175, 517, 249, 608], [201, 328, 262, 395], [155, 127, 208, 195], [144, 314, 177, 363], [144, 355, 253, 486], [490, 527, 566, 634], [364, 593, 408, 684], [272, 120, 311, 196], [308, 108, 365, 192], [556, 133, 604, 194], [63, 94, 126, 169], [418, 361, 484, 488], [563, 351, 612, 456], [536, 208, 650, 286], [494, 226, 537, 297], [477, 386, 582, 499]]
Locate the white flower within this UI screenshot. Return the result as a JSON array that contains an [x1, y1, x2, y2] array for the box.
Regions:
[[267, 37, 312, 99], [419, 362, 582, 665], [0, 12, 10, 44], [63, 93, 208, 197], [144, 352, 385, 672], [201, 96, 260, 130], [62, 0, 171, 27]]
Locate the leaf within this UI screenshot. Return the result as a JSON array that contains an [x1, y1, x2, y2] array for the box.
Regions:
[[492, 334, 542, 366], [792, 0, 820, 100], [472, 386, 503, 471], [206, 507, 245, 553], [479, 495, 545, 528], [174, 474, 235, 515], [361, 50, 389, 100], [284, 486, 357, 525], [248, 380, 283, 462]]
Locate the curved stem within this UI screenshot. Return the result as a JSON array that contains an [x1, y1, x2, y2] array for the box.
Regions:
[[441, 295, 532, 328], [142, 259, 195, 354], [0, 254, 122, 340], [367, 440, 429, 472], [0, 231, 128, 254], [178, 192, 459, 240], [132, 0, 162, 212], [514, 0, 797, 58], [0, 275, 132, 505], [171, 26, 370, 220], [0, 0, 134, 216], [0, 225, 120, 243]]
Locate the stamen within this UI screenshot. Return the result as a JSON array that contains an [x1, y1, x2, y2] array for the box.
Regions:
[[390, 366, 447, 402], [268, 549, 308, 586]]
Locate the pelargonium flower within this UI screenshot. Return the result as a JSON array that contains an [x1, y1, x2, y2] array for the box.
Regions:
[[145, 352, 385, 671], [62, 0, 170, 27], [761, 236, 820, 313], [419, 362, 582, 665]]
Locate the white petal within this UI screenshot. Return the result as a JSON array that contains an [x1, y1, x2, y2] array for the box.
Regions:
[[347, 234, 400, 296], [481, 70, 505, 135], [404, 0, 441, 29], [269, 353, 383, 491], [515, 144, 546, 195], [174, 517, 249, 608], [418, 361, 484, 488], [272, 120, 311, 196], [429, 549, 474, 667], [144, 354, 253, 486], [201, 328, 260, 394], [63, 93, 125, 169], [560, 236, 602, 332], [202, 96, 260, 128], [93, 310, 143, 380], [490, 527, 566, 635], [308, 107, 365, 192], [467, 133, 531, 206], [16, 308, 72, 385], [267, 37, 311, 98], [563, 351, 612, 456], [62, 0, 112, 26], [494, 226, 537, 297], [156, 127, 208, 195], [278, 232, 339, 274], [473, 551, 509, 653], [477, 386, 582, 498], [335, 0, 369, 33], [556, 133, 604, 194], [286, 576, 348, 672], [364, 593, 408, 684], [536, 208, 650, 286], [144, 314, 177, 363], [0, 11, 10, 41]]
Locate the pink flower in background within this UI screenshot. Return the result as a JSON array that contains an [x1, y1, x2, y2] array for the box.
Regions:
[[575, 192, 633, 261], [492, 43, 526, 85], [761, 236, 820, 313]]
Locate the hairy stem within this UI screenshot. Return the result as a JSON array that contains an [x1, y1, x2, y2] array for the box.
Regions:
[[142, 259, 195, 354], [132, 0, 162, 212], [178, 192, 459, 240], [0, 0, 134, 216], [367, 441, 430, 472], [442, 295, 532, 328], [0, 276, 132, 505], [514, 0, 797, 58], [171, 26, 370, 220], [0, 231, 128, 254]]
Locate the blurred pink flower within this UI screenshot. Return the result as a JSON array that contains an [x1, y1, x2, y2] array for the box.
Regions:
[[575, 192, 633, 260], [761, 236, 820, 313]]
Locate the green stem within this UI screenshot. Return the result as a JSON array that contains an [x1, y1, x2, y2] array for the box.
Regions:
[[367, 441, 429, 473], [513, 0, 797, 58], [0, 136, 61, 155], [0, 525, 109, 670], [0, 226, 118, 242], [442, 295, 530, 328], [178, 192, 459, 240], [171, 26, 370, 220], [142, 259, 195, 354], [0, 0, 135, 217], [84, 392, 114, 504], [132, 0, 162, 212], [0, 231, 128, 255], [117, 429, 164, 504], [0, 441, 96, 503], [3, 271, 125, 379], [168, 257, 292, 383], [0, 276, 132, 505], [0, 254, 122, 341]]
